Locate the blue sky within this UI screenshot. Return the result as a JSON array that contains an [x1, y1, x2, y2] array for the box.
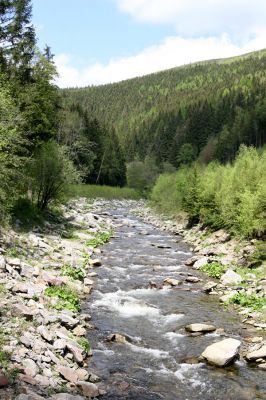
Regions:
[[32, 0, 266, 87]]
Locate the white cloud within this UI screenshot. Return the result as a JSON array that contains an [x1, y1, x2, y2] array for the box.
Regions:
[[114, 0, 266, 37], [54, 32, 266, 88]]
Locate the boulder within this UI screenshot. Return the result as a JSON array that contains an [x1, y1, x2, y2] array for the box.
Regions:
[[220, 269, 242, 285], [193, 257, 209, 270], [203, 281, 217, 293], [37, 326, 54, 343], [78, 382, 100, 398], [246, 345, 266, 361], [106, 333, 127, 344], [201, 338, 241, 366], [73, 325, 86, 337], [12, 304, 37, 320], [57, 366, 79, 383], [185, 323, 216, 333], [22, 359, 39, 377]]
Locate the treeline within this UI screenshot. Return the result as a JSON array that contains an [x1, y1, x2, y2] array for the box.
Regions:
[[150, 146, 266, 238], [0, 0, 126, 223], [64, 50, 266, 167]]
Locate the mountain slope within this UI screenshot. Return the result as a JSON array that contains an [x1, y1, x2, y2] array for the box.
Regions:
[[62, 49, 266, 165]]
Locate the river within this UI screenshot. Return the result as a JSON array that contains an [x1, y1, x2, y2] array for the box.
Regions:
[[84, 203, 266, 400]]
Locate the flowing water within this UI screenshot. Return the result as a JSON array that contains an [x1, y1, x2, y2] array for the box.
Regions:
[[84, 204, 266, 400]]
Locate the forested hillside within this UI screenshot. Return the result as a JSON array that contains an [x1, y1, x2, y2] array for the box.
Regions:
[[63, 50, 266, 166]]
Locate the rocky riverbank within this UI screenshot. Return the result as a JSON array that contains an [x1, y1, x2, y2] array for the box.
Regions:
[[134, 205, 266, 333], [0, 198, 118, 400], [0, 198, 265, 399]]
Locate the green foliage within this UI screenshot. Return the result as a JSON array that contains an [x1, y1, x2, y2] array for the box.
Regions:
[[228, 292, 266, 311], [77, 337, 90, 353], [65, 184, 140, 200], [247, 241, 266, 268], [61, 265, 86, 282], [127, 156, 159, 194], [151, 146, 266, 238], [29, 141, 80, 210], [200, 262, 226, 279], [63, 50, 266, 166], [11, 198, 44, 230], [86, 231, 112, 248], [44, 285, 80, 312]]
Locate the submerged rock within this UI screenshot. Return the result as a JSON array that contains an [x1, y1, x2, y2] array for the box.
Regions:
[[164, 278, 182, 287], [246, 344, 266, 361], [201, 338, 241, 366]]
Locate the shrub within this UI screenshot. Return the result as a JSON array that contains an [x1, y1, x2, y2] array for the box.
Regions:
[[61, 265, 86, 281], [29, 141, 80, 210], [45, 285, 80, 311], [77, 337, 90, 353], [228, 292, 266, 311], [200, 262, 226, 279], [86, 231, 112, 248]]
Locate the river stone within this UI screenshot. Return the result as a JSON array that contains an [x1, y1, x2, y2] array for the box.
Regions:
[[185, 323, 216, 333], [49, 394, 85, 400], [185, 276, 200, 283], [258, 363, 266, 370], [164, 278, 181, 286], [0, 373, 9, 387], [219, 290, 238, 303], [246, 345, 266, 361], [89, 258, 102, 267], [22, 359, 39, 377], [106, 333, 127, 344], [201, 338, 241, 366], [220, 269, 242, 285], [193, 257, 209, 270], [12, 304, 37, 320], [57, 366, 79, 383], [37, 326, 54, 343], [78, 382, 100, 398], [203, 281, 218, 293], [73, 325, 86, 337], [0, 255, 6, 269]]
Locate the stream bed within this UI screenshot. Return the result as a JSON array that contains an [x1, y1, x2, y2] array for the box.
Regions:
[[84, 204, 266, 400]]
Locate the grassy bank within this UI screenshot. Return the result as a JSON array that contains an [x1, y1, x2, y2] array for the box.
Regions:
[[150, 146, 266, 238], [65, 184, 141, 200]]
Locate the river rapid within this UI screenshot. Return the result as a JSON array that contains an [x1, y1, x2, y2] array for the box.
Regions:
[[84, 203, 266, 400]]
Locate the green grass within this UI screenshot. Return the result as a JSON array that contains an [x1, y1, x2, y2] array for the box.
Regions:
[[86, 231, 112, 248], [44, 285, 80, 312], [77, 337, 90, 353], [61, 265, 86, 282], [65, 184, 141, 200], [200, 262, 226, 279], [228, 292, 266, 311]]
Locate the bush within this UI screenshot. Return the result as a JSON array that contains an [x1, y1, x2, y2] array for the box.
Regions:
[[127, 156, 159, 194], [44, 285, 80, 311], [200, 263, 226, 279], [151, 146, 266, 238], [61, 265, 86, 281], [228, 292, 266, 311], [29, 141, 80, 210], [86, 231, 112, 248]]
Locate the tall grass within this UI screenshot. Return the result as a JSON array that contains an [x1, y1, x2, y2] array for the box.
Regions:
[[65, 184, 141, 200], [151, 146, 266, 238]]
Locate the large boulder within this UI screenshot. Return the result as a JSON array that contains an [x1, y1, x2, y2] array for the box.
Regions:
[[201, 338, 241, 366], [220, 269, 242, 285]]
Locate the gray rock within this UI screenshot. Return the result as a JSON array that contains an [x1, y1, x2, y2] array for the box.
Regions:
[[57, 366, 79, 383], [163, 278, 181, 286], [0, 255, 6, 269], [37, 326, 54, 343], [34, 374, 50, 386], [59, 314, 79, 329], [220, 269, 242, 285], [203, 281, 217, 293], [78, 381, 100, 398], [193, 257, 209, 270], [185, 323, 216, 333], [22, 359, 39, 377], [246, 344, 266, 361], [49, 395, 85, 400], [89, 258, 102, 267], [201, 338, 241, 366], [12, 304, 37, 320]]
